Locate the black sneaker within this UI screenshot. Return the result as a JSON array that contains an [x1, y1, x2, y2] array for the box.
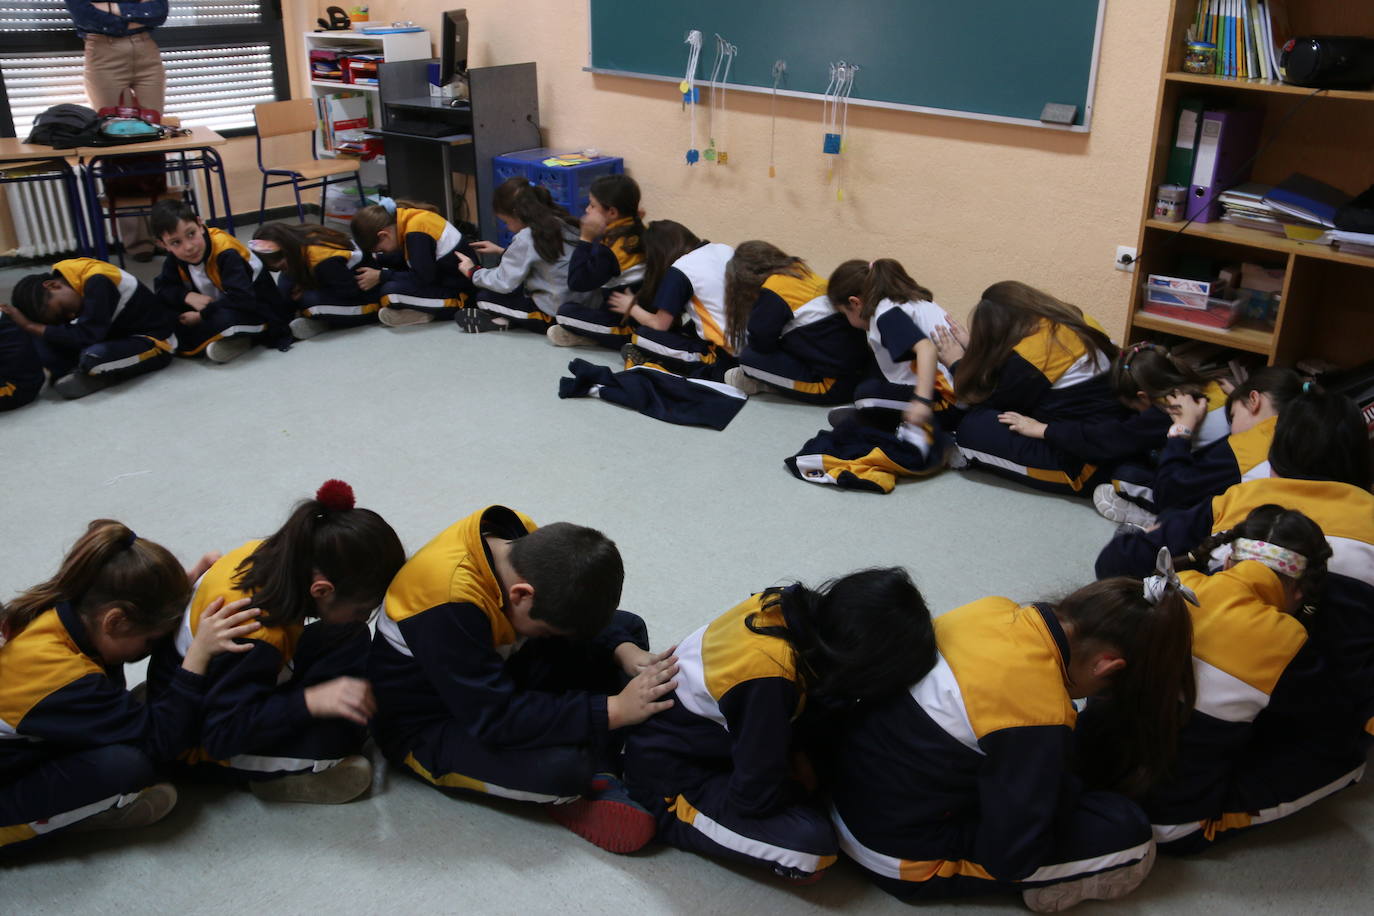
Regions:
[[454, 307, 509, 333], [54, 371, 113, 400]]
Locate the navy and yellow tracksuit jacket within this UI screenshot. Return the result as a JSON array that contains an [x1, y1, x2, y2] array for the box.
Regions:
[[0, 603, 207, 784], [567, 218, 645, 294], [369, 505, 639, 755], [154, 227, 279, 323], [831, 597, 1084, 886], [41, 258, 174, 352], [1097, 477, 1374, 736], [746, 271, 870, 378], [865, 298, 956, 404], [1144, 415, 1276, 511], [293, 242, 378, 312], [375, 207, 467, 288], [625, 588, 807, 817], [968, 318, 1116, 419], [147, 541, 311, 763], [649, 242, 736, 351], [1142, 561, 1356, 845]]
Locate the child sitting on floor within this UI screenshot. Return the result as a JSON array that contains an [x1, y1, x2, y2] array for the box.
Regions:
[[550, 174, 647, 349], [351, 197, 474, 327], [3, 257, 174, 399], [368, 505, 676, 853], [456, 178, 595, 334], [250, 222, 381, 340], [151, 200, 286, 362]]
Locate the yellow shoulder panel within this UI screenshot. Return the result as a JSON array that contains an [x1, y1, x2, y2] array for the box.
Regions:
[[188, 540, 301, 657], [701, 593, 800, 702], [935, 597, 1076, 738], [1011, 320, 1090, 384], [762, 270, 827, 311], [1213, 478, 1374, 544], [0, 608, 103, 729], [1184, 564, 1306, 695], [1227, 416, 1276, 474]]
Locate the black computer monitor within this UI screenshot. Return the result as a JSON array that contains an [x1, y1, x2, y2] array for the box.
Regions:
[[439, 9, 468, 87]]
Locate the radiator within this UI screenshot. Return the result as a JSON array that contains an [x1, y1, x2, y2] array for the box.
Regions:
[[3, 172, 83, 259]]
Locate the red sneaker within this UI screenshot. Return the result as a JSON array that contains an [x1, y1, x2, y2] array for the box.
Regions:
[[546, 773, 656, 854]]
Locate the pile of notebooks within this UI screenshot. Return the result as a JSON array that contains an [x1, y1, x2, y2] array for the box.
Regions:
[[1218, 183, 1284, 236], [1216, 173, 1354, 244]]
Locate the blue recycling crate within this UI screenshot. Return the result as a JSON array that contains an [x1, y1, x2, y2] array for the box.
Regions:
[[491, 148, 623, 245]]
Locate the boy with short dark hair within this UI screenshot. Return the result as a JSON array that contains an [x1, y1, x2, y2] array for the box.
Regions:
[[150, 199, 287, 362], [2, 257, 175, 399], [368, 505, 678, 853]]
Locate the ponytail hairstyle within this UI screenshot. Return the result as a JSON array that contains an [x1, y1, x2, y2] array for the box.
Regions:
[[1269, 382, 1373, 490], [637, 219, 705, 313], [492, 177, 579, 263], [860, 259, 935, 319], [746, 567, 937, 706], [251, 222, 354, 289], [954, 281, 1117, 405], [1054, 576, 1195, 795], [1109, 341, 1207, 404], [1177, 504, 1331, 620], [723, 241, 810, 351], [350, 197, 439, 252], [1, 521, 190, 642], [1225, 366, 1302, 423], [589, 174, 644, 256], [231, 480, 406, 628]]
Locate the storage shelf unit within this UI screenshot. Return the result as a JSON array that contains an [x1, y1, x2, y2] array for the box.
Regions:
[[1127, 2, 1374, 369]]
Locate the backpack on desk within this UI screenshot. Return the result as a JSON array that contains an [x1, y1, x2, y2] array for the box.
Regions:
[[25, 104, 101, 148]]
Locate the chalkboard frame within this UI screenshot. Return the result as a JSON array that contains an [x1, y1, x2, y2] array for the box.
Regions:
[[584, 0, 1107, 133]]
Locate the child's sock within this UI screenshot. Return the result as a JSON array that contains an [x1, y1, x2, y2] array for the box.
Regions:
[[545, 773, 655, 854]]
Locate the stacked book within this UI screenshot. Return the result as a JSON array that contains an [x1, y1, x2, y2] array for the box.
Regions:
[[1324, 231, 1374, 257], [1192, 1, 1287, 79], [1218, 182, 1284, 236]]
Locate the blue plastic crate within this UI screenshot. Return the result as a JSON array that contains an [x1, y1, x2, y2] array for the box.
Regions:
[[491, 147, 623, 213]]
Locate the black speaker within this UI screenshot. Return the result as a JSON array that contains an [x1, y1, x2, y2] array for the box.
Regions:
[[1280, 36, 1374, 89]]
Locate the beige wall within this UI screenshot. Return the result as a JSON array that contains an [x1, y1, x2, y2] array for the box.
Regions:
[[12, 2, 1173, 340], [303, 0, 1172, 337]]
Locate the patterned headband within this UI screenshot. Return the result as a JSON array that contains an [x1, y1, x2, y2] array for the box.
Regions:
[[1232, 538, 1307, 577]]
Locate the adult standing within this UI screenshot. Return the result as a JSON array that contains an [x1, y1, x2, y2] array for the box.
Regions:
[[66, 1, 169, 261]]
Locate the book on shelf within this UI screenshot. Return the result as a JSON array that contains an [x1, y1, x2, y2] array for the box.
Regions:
[[1263, 174, 1354, 229], [1192, 0, 1285, 79]]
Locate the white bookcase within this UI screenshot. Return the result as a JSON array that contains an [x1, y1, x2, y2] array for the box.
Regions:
[[303, 29, 431, 187]]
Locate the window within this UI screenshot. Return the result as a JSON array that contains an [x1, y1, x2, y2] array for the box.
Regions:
[[0, 1, 287, 138]]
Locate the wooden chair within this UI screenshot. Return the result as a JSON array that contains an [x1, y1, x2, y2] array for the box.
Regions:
[[253, 99, 364, 225]]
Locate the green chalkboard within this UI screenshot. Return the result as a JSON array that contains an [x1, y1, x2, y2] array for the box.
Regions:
[[588, 0, 1105, 129]]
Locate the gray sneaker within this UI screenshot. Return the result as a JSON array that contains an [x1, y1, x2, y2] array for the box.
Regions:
[[73, 783, 178, 833], [249, 755, 372, 805], [290, 316, 329, 340], [547, 324, 597, 348], [724, 366, 763, 395], [1092, 483, 1158, 528], [53, 371, 113, 400], [205, 337, 252, 363], [1023, 841, 1156, 912]]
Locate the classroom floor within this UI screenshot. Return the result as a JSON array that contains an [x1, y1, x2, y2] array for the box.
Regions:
[[1, 250, 1371, 914]]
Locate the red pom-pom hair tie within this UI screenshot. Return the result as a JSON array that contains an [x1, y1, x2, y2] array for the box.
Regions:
[[316, 479, 356, 512]]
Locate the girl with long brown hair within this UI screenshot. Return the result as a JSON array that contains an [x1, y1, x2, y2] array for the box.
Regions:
[[0, 521, 260, 851], [715, 242, 869, 404], [940, 281, 1127, 496], [831, 563, 1195, 909], [145, 480, 405, 805], [454, 178, 597, 334], [551, 174, 648, 349], [250, 222, 381, 339]]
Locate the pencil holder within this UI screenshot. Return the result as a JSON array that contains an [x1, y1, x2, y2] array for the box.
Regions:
[[1183, 41, 1217, 75]]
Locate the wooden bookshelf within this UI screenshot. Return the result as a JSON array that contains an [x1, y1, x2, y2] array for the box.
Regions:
[[1127, 1, 1374, 367]]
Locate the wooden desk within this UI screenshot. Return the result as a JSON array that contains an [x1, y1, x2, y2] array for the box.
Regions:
[[75, 126, 235, 261]]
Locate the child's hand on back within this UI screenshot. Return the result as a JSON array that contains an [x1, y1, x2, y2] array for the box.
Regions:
[[470, 240, 504, 256], [181, 597, 261, 675], [998, 411, 1047, 439], [608, 654, 679, 729], [614, 643, 676, 678], [932, 324, 965, 366], [304, 677, 376, 724]]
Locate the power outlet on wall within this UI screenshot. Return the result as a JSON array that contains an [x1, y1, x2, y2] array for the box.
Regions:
[[1115, 246, 1137, 272]]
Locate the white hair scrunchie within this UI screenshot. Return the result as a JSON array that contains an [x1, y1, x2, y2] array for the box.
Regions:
[[1143, 547, 1199, 607], [374, 196, 397, 215]]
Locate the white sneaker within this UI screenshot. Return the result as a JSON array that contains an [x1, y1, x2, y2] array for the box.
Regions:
[[290, 316, 329, 340], [53, 371, 112, 400], [1092, 483, 1158, 528], [378, 306, 434, 327], [205, 337, 252, 363], [1023, 841, 1156, 912], [547, 324, 598, 348], [724, 366, 763, 395], [73, 783, 178, 833], [248, 755, 372, 804]]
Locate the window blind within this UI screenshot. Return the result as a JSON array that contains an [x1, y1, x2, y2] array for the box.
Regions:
[[1, 44, 278, 135], [0, 1, 267, 32]]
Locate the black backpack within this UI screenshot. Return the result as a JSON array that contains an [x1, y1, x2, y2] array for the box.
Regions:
[[1334, 184, 1374, 234], [25, 104, 101, 148]]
